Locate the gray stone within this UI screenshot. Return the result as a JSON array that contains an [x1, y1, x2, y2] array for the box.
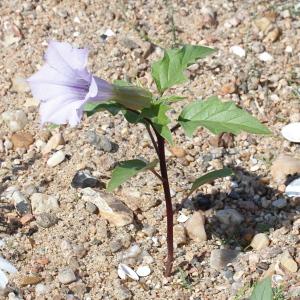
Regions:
[[215, 209, 244, 225], [210, 249, 240, 270], [36, 213, 58, 228], [272, 198, 287, 209], [110, 239, 123, 253], [30, 193, 59, 214], [85, 131, 117, 152], [71, 170, 101, 189], [85, 201, 98, 214], [57, 268, 76, 284]]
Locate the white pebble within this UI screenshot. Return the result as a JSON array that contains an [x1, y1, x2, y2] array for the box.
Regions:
[[177, 213, 189, 223], [285, 177, 300, 197], [47, 150, 65, 167], [281, 122, 300, 143], [230, 45, 245, 57], [285, 46, 293, 53], [136, 265, 151, 277], [258, 52, 273, 62], [117, 264, 139, 281], [1, 110, 28, 132]]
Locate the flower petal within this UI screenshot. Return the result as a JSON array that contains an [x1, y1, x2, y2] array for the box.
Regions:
[[0, 257, 17, 274], [28, 64, 90, 102], [0, 269, 8, 289], [87, 76, 113, 101]]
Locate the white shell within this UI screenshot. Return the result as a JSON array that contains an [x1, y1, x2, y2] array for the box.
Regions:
[[177, 213, 189, 223], [117, 264, 139, 281], [285, 177, 300, 197], [281, 122, 300, 143], [136, 266, 151, 277]]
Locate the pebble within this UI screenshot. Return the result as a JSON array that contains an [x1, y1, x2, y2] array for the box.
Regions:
[[81, 188, 133, 226], [169, 146, 186, 158], [12, 190, 31, 215], [230, 45, 245, 57], [250, 233, 270, 250], [272, 198, 287, 209], [173, 224, 187, 247], [71, 170, 101, 189], [85, 201, 98, 214], [118, 264, 139, 281], [85, 131, 115, 152], [285, 177, 300, 197], [270, 154, 300, 182], [210, 249, 240, 270], [185, 211, 207, 242], [11, 132, 34, 149], [47, 150, 66, 167], [42, 133, 65, 155], [177, 213, 189, 223], [30, 193, 59, 214], [11, 75, 30, 93], [281, 122, 300, 143], [58, 268, 77, 284], [258, 52, 273, 62], [136, 265, 151, 277], [20, 275, 43, 286], [280, 252, 298, 273], [1, 110, 28, 132], [36, 213, 58, 228], [215, 209, 244, 226], [35, 283, 49, 296]]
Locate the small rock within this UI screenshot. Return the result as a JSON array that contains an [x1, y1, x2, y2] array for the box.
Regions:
[[12, 190, 31, 215], [136, 265, 151, 277], [215, 209, 244, 226], [185, 211, 207, 242], [272, 198, 287, 209], [85, 202, 98, 214], [173, 224, 187, 247], [250, 233, 270, 250], [118, 264, 139, 281], [86, 131, 116, 152], [11, 75, 30, 93], [210, 249, 240, 269], [280, 252, 298, 273], [220, 82, 236, 95], [30, 193, 59, 214], [254, 17, 271, 32], [47, 150, 66, 167], [36, 213, 58, 228], [81, 188, 133, 226], [20, 275, 43, 286], [285, 177, 300, 197], [230, 45, 245, 57], [42, 133, 65, 155], [35, 283, 49, 296], [169, 146, 186, 158], [177, 213, 189, 223], [110, 239, 123, 253], [11, 132, 34, 149], [20, 214, 35, 225], [114, 284, 132, 300], [71, 170, 101, 189], [271, 154, 300, 182], [258, 52, 273, 62], [264, 27, 281, 43], [1, 110, 28, 132], [58, 268, 77, 284], [281, 122, 300, 143]]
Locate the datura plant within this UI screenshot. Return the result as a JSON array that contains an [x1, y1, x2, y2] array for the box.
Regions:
[[28, 41, 271, 277]]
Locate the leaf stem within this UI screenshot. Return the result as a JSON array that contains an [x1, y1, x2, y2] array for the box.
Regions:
[[145, 123, 159, 156], [154, 129, 174, 277]]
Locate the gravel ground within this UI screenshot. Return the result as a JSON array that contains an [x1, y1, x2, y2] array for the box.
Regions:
[[0, 0, 300, 299]]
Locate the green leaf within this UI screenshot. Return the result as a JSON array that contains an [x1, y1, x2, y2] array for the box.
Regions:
[[179, 96, 271, 137], [151, 45, 216, 93], [153, 124, 173, 145], [113, 80, 132, 87], [159, 95, 186, 104], [84, 102, 122, 117], [188, 167, 233, 197], [250, 277, 273, 300], [107, 159, 158, 191]]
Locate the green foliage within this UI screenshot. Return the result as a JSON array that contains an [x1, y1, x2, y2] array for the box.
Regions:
[[141, 103, 173, 144], [178, 267, 192, 290], [158, 95, 186, 104], [188, 167, 233, 197], [179, 96, 271, 137], [250, 277, 273, 300], [107, 159, 158, 191], [273, 286, 285, 300], [151, 45, 216, 93]]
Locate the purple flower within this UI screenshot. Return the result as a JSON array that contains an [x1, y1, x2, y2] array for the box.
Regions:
[[28, 41, 113, 126]]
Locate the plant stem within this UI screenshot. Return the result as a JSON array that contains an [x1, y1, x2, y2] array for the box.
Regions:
[[156, 132, 174, 277], [145, 123, 159, 156]]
